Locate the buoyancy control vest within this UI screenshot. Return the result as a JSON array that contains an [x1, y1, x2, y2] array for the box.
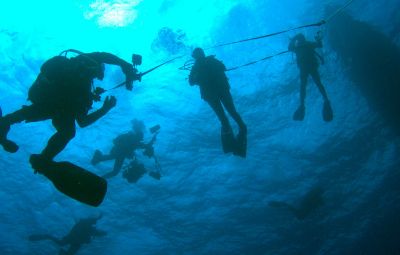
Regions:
[[28, 53, 98, 113]]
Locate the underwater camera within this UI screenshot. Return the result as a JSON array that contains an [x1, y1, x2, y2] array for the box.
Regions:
[[123, 160, 146, 183], [132, 54, 142, 66], [142, 124, 160, 158]]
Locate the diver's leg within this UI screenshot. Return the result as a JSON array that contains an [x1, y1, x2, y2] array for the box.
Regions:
[[311, 69, 333, 121], [310, 69, 329, 101], [102, 156, 124, 179], [299, 71, 308, 106], [220, 92, 247, 133], [207, 99, 231, 130], [41, 114, 76, 161], [207, 99, 236, 153], [0, 105, 50, 152], [293, 71, 308, 121], [91, 149, 114, 165]]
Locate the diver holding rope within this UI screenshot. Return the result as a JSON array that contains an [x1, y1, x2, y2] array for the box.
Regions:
[[188, 48, 247, 157], [289, 32, 333, 122]]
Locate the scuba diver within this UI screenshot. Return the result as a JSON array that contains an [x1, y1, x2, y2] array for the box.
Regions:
[[289, 33, 333, 122], [188, 47, 247, 157], [268, 186, 325, 220], [0, 50, 140, 206], [29, 214, 106, 255], [91, 120, 162, 182]]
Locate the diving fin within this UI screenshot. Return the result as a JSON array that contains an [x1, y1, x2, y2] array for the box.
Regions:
[[221, 127, 235, 153], [30, 154, 107, 207], [233, 130, 247, 158], [0, 108, 19, 153], [293, 105, 305, 121], [322, 101, 333, 122]]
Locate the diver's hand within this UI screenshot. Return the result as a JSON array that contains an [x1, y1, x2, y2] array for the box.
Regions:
[[122, 65, 140, 91], [125, 76, 134, 91], [102, 96, 117, 111]]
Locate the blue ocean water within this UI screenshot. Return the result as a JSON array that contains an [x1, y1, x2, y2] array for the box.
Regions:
[[0, 0, 399, 254]]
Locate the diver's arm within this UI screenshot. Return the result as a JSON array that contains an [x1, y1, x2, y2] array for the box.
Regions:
[[86, 52, 139, 90], [102, 156, 124, 179], [77, 96, 116, 128], [216, 59, 227, 72], [288, 37, 297, 51], [188, 63, 199, 86], [86, 52, 131, 69], [188, 71, 197, 86]]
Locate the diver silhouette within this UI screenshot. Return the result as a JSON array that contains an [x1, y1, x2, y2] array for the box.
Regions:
[[91, 120, 161, 181], [268, 186, 325, 220], [29, 215, 106, 255], [0, 51, 140, 206], [289, 33, 333, 122], [188, 47, 247, 157], [0, 51, 138, 158]]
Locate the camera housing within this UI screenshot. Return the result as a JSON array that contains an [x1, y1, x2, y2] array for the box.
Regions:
[[132, 54, 142, 66]]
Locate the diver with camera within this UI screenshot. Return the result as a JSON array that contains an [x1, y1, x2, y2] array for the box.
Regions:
[[91, 120, 162, 183]]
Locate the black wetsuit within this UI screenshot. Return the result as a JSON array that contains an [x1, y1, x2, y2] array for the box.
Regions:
[[97, 130, 144, 179], [0, 52, 131, 160], [189, 55, 246, 132], [288, 39, 329, 105]]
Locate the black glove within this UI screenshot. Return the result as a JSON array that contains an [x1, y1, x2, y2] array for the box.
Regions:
[[102, 96, 117, 112], [122, 65, 140, 91]]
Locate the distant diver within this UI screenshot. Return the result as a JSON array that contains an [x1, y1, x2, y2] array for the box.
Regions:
[[289, 33, 333, 122], [188, 47, 247, 157], [0, 50, 140, 206], [268, 186, 324, 220], [29, 214, 106, 255], [91, 120, 162, 182]]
